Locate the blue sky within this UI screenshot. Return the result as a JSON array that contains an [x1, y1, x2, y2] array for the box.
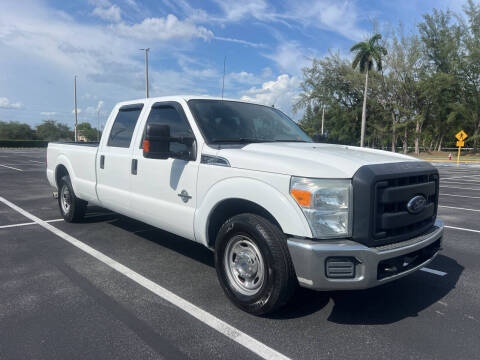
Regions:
[[0, 0, 468, 128]]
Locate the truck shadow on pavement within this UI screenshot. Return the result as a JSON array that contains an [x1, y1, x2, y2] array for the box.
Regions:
[[103, 212, 463, 324]]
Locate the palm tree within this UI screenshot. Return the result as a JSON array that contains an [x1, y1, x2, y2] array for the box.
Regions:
[[350, 34, 387, 147]]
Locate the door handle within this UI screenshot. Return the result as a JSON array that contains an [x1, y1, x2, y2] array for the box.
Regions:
[[131, 159, 138, 175], [100, 155, 105, 169]]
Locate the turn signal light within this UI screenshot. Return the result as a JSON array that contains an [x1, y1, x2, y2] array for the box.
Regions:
[[291, 189, 311, 207], [143, 139, 150, 152]]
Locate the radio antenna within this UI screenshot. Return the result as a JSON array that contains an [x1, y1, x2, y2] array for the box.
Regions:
[[221, 56, 226, 100]]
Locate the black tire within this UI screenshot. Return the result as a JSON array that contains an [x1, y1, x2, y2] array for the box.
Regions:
[[215, 213, 297, 315], [58, 175, 87, 222]]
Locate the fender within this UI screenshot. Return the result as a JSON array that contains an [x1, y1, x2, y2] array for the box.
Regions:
[[194, 177, 312, 247], [55, 154, 77, 191]]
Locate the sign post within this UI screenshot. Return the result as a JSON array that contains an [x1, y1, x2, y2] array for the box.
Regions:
[[455, 130, 468, 165]]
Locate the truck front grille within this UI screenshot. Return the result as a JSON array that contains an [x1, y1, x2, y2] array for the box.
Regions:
[[352, 162, 439, 247], [374, 174, 438, 243]]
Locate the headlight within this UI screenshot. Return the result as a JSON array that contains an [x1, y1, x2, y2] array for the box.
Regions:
[[290, 177, 352, 239]]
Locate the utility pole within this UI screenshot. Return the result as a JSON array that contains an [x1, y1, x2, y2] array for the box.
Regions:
[[97, 109, 101, 142], [74, 75, 78, 142], [140, 48, 150, 98], [321, 105, 325, 135]]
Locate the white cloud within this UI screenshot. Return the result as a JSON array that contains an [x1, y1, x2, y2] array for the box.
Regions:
[[115, 15, 213, 41], [240, 74, 301, 117], [0, 1, 218, 98], [212, 0, 270, 22], [208, 0, 367, 41], [84, 100, 104, 116], [265, 41, 313, 77], [227, 71, 259, 85], [0, 97, 23, 109], [92, 5, 122, 23], [40, 111, 57, 116], [287, 0, 367, 41]]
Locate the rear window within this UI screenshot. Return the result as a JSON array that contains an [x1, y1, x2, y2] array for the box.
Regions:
[[107, 104, 143, 148]]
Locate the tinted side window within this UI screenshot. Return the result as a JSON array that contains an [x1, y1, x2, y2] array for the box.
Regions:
[[143, 105, 194, 155], [107, 105, 143, 148]]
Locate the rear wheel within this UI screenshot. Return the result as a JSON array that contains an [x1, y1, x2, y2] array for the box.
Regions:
[[215, 213, 297, 315], [58, 175, 87, 222]]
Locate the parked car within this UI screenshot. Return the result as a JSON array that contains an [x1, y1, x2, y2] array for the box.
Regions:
[[47, 96, 443, 314]]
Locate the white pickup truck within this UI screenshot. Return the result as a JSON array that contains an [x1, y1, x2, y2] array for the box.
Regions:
[[47, 96, 443, 315]]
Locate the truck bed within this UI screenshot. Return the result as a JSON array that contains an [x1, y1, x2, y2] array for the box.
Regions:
[[51, 141, 99, 147], [46, 142, 99, 203]]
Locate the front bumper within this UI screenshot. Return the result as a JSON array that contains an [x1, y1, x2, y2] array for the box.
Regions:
[[287, 219, 444, 290]]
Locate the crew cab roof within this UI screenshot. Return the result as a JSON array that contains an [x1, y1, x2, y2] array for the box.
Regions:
[[115, 95, 262, 108]]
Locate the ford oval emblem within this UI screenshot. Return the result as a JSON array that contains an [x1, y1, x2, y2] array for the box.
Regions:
[[406, 195, 427, 214]]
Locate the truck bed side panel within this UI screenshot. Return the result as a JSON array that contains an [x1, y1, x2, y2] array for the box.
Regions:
[[47, 143, 99, 204]]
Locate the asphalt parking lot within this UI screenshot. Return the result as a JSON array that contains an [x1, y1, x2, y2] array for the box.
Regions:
[[1, 149, 479, 360]]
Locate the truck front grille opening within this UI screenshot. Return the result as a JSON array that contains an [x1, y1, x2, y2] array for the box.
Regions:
[[374, 173, 438, 244], [377, 239, 441, 280]]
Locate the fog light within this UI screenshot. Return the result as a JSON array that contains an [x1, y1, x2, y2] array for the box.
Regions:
[[325, 257, 356, 279]]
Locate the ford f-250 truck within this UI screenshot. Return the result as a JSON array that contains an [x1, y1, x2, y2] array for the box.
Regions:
[[47, 96, 444, 315]]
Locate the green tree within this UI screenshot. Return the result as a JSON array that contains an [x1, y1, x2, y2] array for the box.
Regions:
[[350, 33, 387, 147], [457, 0, 480, 152], [0, 121, 36, 140], [77, 122, 100, 141], [36, 120, 73, 141], [418, 9, 462, 151]]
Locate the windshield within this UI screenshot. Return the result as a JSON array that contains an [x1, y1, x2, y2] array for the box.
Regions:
[[188, 100, 312, 144]]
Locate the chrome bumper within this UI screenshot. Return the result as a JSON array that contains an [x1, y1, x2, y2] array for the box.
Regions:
[[287, 219, 444, 290]]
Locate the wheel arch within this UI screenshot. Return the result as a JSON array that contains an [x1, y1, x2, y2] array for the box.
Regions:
[[194, 177, 312, 248]]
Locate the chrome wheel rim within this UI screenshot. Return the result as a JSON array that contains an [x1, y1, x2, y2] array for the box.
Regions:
[[224, 235, 265, 296], [60, 185, 71, 214]]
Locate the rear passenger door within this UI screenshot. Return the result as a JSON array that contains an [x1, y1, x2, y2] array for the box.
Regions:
[[96, 103, 144, 215], [130, 101, 199, 240]]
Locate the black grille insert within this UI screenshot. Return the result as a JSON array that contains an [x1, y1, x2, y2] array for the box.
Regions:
[[352, 162, 439, 247], [374, 174, 438, 242]]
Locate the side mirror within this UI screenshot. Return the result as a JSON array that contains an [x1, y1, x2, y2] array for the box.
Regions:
[[143, 123, 171, 159]]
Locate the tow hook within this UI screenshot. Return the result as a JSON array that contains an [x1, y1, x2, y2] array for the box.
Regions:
[[53, 191, 58, 199]]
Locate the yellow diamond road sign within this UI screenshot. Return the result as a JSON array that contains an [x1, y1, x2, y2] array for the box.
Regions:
[[456, 130, 468, 141], [457, 140, 464, 147]]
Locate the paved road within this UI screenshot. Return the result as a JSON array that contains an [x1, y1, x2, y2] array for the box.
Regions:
[[0, 149, 479, 359]]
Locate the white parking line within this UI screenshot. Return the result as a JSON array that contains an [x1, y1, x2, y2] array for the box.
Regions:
[[440, 185, 480, 191], [442, 175, 480, 180], [420, 268, 447, 276], [0, 196, 290, 360], [0, 218, 64, 229], [439, 205, 480, 212], [0, 164, 23, 171], [440, 193, 480, 199], [442, 179, 480, 184], [444, 225, 480, 234]]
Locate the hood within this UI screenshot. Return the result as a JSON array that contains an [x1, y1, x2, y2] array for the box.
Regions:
[[209, 142, 420, 178]]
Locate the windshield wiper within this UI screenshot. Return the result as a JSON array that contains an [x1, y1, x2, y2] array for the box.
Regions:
[[211, 138, 273, 144]]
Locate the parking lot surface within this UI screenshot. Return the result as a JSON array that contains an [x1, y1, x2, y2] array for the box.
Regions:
[[1, 149, 479, 360]]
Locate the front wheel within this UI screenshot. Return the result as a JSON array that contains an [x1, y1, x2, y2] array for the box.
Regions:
[[58, 175, 87, 222], [215, 213, 297, 315]]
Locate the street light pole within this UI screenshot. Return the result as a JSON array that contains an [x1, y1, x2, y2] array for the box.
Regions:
[[97, 109, 101, 142], [74, 75, 78, 142], [140, 48, 150, 98], [321, 105, 325, 135]]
